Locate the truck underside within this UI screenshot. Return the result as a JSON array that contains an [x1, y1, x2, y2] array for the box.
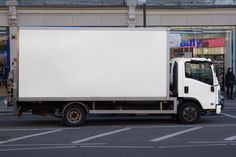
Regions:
[[15, 99, 214, 126], [17, 100, 177, 115]]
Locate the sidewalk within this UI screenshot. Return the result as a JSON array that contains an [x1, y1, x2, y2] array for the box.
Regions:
[[223, 99, 236, 110], [0, 97, 13, 113], [223, 92, 236, 110]]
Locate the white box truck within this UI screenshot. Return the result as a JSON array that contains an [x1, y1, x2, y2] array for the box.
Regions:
[[6, 27, 223, 126]]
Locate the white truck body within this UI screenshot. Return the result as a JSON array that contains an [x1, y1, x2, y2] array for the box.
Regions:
[[19, 28, 168, 100], [7, 27, 222, 126]]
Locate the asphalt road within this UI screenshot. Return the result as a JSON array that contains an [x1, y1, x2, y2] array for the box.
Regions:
[[0, 111, 236, 157]]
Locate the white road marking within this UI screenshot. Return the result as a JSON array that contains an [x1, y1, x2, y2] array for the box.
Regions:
[[158, 144, 227, 149], [130, 124, 236, 129], [224, 135, 236, 141], [0, 128, 54, 132], [150, 127, 202, 142], [80, 145, 153, 149], [0, 127, 83, 131], [72, 128, 131, 144], [0, 129, 63, 144], [190, 141, 236, 144], [222, 113, 236, 119], [0, 124, 235, 132], [0, 146, 77, 152], [0, 143, 107, 147]]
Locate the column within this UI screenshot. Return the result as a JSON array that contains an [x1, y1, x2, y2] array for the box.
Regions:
[[126, 0, 137, 28], [6, 0, 18, 107], [6, 0, 18, 66]]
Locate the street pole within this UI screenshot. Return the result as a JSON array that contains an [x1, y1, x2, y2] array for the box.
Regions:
[[137, 0, 146, 27], [143, 3, 146, 27]]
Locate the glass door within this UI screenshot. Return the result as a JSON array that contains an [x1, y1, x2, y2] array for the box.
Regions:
[[0, 27, 9, 97]]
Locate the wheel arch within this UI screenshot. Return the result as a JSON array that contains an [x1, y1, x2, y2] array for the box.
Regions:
[[62, 102, 89, 117], [178, 98, 203, 111]]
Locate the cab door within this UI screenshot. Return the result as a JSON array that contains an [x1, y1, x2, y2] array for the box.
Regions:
[[183, 61, 216, 110]]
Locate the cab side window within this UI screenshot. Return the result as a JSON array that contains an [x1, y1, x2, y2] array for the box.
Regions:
[[170, 62, 178, 96], [185, 61, 213, 85]]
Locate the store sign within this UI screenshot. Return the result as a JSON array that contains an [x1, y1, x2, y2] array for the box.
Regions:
[[169, 34, 181, 48], [180, 39, 202, 48]]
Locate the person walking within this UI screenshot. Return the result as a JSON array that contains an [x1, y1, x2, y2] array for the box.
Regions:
[[225, 67, 236, 100]]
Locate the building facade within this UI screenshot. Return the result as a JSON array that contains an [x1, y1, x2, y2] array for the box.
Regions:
[[0, 0, 236, 95]]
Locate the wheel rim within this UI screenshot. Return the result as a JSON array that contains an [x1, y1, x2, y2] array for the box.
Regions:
[[182, 106, 198, 122], [67, 109, 82, 124]]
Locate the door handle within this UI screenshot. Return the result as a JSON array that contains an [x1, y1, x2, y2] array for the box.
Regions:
[[211, 86, 214, 92], [184, 86, 189, 93]]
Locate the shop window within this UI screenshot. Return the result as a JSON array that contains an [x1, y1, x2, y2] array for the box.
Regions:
[[170, 27, 235, 91], [0, 27, 8, 96]]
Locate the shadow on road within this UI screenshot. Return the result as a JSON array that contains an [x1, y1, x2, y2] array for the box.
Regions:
[[1, 113, 230, 128]]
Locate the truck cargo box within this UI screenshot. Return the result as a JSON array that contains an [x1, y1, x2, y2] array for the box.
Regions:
[[18, 28, 168, 101]]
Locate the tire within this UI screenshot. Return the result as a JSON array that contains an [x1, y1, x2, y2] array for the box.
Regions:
[[177, 102, 201, 124], [62, 104, 87, 127]]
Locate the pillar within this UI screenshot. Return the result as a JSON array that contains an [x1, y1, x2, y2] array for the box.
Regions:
[[126, 0, 137, 28], [6, 0, 18, 66]]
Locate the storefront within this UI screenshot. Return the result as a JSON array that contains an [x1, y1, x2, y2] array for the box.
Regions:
[[0, 27, 9, 96], [169, 26, 235, 90]]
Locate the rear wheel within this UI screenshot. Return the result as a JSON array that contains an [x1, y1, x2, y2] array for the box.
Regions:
[[62, 104, 87, 127], [177, 102, 201, 124]]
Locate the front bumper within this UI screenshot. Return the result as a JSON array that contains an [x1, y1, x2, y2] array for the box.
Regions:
[[203, 102, 223, 115], [215, 95, 224, 114]]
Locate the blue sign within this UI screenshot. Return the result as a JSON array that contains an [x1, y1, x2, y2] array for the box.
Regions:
[[180, 39, 202, 48]]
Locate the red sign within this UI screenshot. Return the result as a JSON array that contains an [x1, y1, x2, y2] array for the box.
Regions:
[[202, 38, 225, 48]]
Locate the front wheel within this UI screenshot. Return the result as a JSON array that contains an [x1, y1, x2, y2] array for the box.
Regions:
[[177, 102, 201, 124], [62, 104, 87, 127]]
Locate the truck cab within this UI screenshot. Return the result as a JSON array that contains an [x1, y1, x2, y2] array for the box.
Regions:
[[170, 58, 222, 123]]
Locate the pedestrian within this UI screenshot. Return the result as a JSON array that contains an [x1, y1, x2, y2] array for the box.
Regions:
[[225, 67, 236, 100]]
